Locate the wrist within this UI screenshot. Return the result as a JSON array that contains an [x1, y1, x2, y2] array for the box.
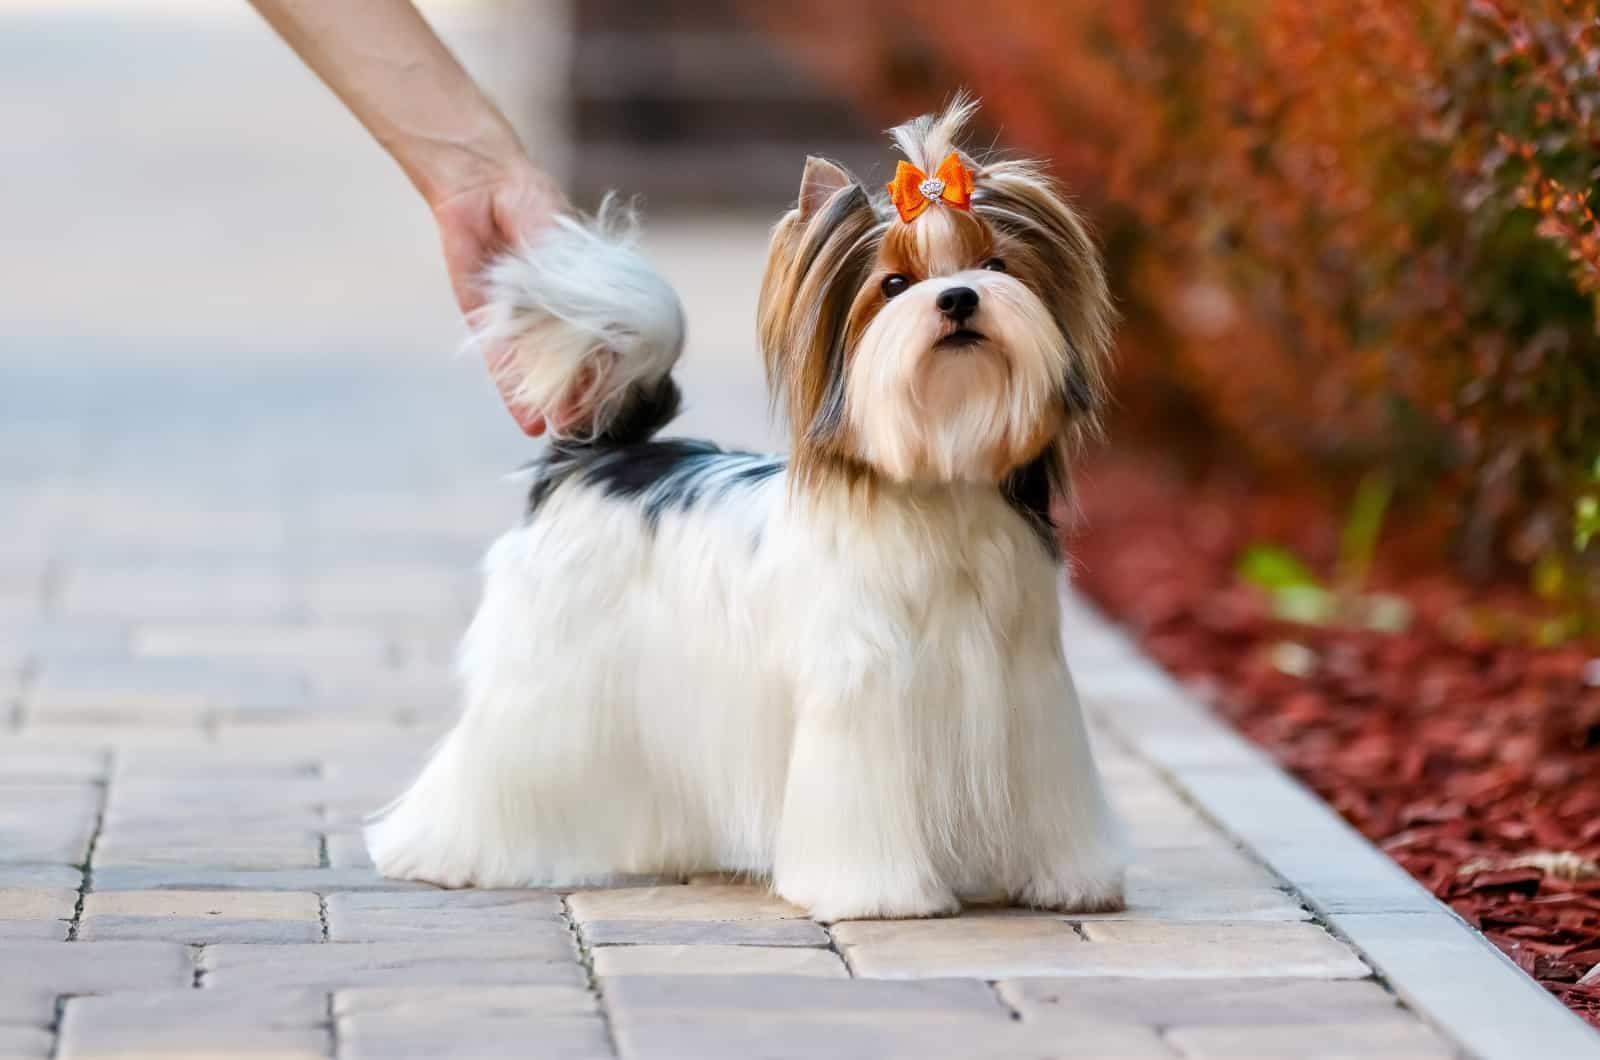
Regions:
[[401, 114, 530, 209]]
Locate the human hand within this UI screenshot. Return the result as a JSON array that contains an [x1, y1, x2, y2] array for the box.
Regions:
[[430, 162, 567, 435]]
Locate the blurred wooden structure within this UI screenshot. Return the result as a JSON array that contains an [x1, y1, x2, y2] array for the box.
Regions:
[[569, 0, 882, 207]]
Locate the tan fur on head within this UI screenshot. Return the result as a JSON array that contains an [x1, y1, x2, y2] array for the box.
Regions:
[[758, 97, 1115, 513]]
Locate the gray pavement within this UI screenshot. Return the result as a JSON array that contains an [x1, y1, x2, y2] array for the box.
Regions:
[[2, 5, 1591, 1059]]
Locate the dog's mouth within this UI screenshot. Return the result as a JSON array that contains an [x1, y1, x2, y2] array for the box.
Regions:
[[934, 328, 987, 350]]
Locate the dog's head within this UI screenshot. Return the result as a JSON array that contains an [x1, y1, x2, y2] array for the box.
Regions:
[[759, 98, 1113, 500]]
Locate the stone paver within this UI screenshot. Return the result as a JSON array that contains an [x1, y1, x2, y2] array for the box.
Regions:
[[57, 990, 329, 1060], [336, 986, 609, 1060], [1166, 1021, 1457, 1060], [202, 940, 585, 991], [997, 976, 1407, 1026], [89, 867, 435, 893], [593, 944, 848, 977], [0, 887, 77, 940], [79, 890, 323, 943], [583, 918, 830, 947], [0, 941, 194, 1026], [1073, 921, 1371, 979], [0, 1026, 54, 1060], [602, 975, 1163, 1060], [0, 5, 1586, 1057], [325, 890, 567, 942], [567, 884, 804, 923]]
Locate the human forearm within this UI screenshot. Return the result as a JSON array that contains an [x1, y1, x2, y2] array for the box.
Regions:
[[248, 0, 527, 204]]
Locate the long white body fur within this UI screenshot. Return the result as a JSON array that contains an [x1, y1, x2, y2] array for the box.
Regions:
[[366, 470, 1124, 920], [366, 125, 1128, 917]]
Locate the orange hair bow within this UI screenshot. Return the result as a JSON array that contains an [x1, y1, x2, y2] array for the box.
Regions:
[[887, 153, 975, 223]]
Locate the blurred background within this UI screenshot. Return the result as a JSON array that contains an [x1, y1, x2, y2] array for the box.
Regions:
[[3, 0, 1598, 1025]]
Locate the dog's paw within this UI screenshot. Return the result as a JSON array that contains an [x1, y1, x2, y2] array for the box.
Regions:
[[783, 883, 961, 924], [808, 894, 962, 924], [1012, 873, 1125, 914]]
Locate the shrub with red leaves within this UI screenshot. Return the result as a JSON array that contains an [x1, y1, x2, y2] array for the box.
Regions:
[[750, 0, 1600, 597], [1070, 454, 1600, 1027]]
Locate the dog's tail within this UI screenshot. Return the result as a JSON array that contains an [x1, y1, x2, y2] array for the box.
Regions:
[[467, 195, 685, 445]]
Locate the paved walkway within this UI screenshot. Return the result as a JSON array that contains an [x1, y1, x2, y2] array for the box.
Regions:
[[5, 5, 1598, 1059]]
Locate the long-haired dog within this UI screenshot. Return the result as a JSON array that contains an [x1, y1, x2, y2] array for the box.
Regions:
[[366, 99, 1127, 921]]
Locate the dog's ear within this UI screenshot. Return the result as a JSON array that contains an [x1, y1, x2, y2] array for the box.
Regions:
[[798, 157, 855, 220]]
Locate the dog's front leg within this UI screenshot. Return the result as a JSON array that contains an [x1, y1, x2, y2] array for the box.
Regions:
[[1003, 669, 1128, 913], [772, 697, 958, 923]]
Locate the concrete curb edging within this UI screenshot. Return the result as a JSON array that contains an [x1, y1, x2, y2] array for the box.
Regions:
[[1060, 590, 1600, 1060]]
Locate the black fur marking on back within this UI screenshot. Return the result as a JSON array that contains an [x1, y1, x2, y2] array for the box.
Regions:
[[525, 437, 784, 527], [1001, 455, 1057, 554], [592, 375, 683, 446]]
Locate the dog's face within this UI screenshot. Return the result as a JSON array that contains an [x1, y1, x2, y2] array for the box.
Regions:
[[759, 104, 1113, 490]]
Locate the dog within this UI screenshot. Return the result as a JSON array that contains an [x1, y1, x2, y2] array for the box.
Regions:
[[366, 98, 1127, 921]]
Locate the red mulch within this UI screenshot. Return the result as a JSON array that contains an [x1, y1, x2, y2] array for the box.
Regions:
[[1068, 453, 1600, 1027]]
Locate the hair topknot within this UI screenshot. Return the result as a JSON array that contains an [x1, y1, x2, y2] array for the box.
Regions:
[[888, 92, 980, 173]]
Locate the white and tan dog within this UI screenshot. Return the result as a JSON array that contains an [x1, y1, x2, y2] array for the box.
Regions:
[[366, 99, 1126, 921]]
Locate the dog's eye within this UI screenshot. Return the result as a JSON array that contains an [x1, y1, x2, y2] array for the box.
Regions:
[[982, 258, 1007, 272], [881, 274, 909, 298]]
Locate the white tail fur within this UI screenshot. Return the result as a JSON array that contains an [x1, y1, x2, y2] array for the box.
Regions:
[[467, 196, 685, 441]]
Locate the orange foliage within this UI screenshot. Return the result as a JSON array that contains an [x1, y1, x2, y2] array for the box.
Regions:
[[751, 0, 1600, 586]]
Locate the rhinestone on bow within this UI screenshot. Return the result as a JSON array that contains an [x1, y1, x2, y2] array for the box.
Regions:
[[918, 177, 946, 201]]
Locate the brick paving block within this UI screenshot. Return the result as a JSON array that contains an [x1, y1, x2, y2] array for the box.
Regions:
[[1111, 787, 1230, 851], [1164, 1020, 1457, 1059], [90, 867, 436, 893], [0, 995, 58, 1029], [602, 975, 1012, 1022], [1094, 883, 1307, 924], [112, 746, 321, 780], [306, 666, 458, 718], [202, 940, 586, 991], [28, 657, 308, 722], [342, 1018, 611, 1060], [92, 831, 324, 871], [0, 747, 108, 783], [0, 864, 82, 890], [57, 568, 296, 622], [334, 984, 599, 1021], [0, 619, 131, 666], [583, 919, 830, 947], [612, 1016, 1174, 1060], [326, 890, 566, 941], [15, 722, 214, 752], [131, 623, 390, 663], [0, 888, 76, 940], [58, 988, 329, 1060], [997, 977, 1406, 1027], [105, 777, 331, 832], [304, 568, 472, 622], [337, 986, 610, 1060], [0, 1026, 53, 1060], [0, 784, 99, 863], [211, 721, 440, 758], [1075, 922, 1371, 979], [324, 831, 373, 869], [594, 944, 847, 977], [568, 884, 803, 923], [832, 915, 1089, 979], [80, 890, 322, 943], [0, 941, 193, 1021], [1079, 847, 1308, 923]]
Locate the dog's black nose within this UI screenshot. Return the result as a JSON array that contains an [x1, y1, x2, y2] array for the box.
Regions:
[[936, 286, 980, 323]]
